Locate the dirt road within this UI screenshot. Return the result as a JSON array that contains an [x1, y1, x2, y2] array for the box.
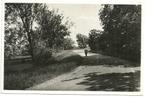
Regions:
[[27, 49, 140, 91]]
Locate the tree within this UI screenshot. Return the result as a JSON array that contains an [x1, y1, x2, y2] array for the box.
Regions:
[[76, 34, 88, 48], [5, 3, 72, 61], [99, 5, 141, 62], [5, 25, 29, 58], [35, 6, 71, 49], [62, 38, 75, 50], [5, 3, 41, 59], [88, 29, 102, 51]]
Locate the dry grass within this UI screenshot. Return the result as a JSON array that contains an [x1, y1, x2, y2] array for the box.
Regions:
[[4, 51, 82, 90], [4, 62, 79, 90]]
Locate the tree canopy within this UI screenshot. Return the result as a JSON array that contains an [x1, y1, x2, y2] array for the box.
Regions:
[[5, 3, 72, 60], [76, 34, 88, 48], [62, 38, 75, 50], [88, 29, 102, 51], [98, 5, 141, 62]]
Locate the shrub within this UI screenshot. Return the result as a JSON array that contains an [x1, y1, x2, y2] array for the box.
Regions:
[[33, 48, 55, 66]]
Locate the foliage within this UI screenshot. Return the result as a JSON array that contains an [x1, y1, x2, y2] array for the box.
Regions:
[[33, 48, 55, 66], [4, 27, 29, 58], [5, 3, 40, 59], [97, 5, 141, 62], [5, 3, 72, 62], [76, 34, 88, 48], [88, 29, 102, 51], [62, 38, 75, 50], [35, 5, 72, 48]]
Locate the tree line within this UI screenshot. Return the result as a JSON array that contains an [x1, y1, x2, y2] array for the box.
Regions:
[[76, 5, 141, 63], [5, 4, 141, 64]]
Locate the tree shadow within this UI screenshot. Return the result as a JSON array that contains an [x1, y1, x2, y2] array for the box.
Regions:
[[77, 71, 140, 91], [61, 77, 82, 82]]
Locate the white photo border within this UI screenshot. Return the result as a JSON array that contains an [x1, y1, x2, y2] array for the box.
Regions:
[[0, 0, 145, 95]]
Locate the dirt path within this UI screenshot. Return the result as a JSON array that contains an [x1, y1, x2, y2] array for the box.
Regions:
[[27, 49, 140, 91]]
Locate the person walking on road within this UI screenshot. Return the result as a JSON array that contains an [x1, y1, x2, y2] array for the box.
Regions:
[[84, 45, 90, 56]]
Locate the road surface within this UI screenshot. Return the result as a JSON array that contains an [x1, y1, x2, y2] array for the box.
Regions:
[[27, 49, 140, 91]]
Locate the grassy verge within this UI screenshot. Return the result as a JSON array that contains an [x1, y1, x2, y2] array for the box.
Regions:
[[4, 50, 82, 90], [4, 62, 79, 90], [89, 50, 139, 67]]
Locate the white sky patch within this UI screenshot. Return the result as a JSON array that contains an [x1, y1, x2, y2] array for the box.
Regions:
[[47, 4, 103, 45]]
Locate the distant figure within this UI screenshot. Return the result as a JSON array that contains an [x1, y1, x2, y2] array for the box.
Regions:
[[84, 45, 89, 56], [84, 49, 88, 56]]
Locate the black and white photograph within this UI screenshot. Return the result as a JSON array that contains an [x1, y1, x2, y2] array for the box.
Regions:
[[1, 0, 142, 95]]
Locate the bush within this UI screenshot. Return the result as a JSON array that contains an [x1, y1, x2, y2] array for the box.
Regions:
[[33, 49, 83, 66], [33, 48, 55, 66]]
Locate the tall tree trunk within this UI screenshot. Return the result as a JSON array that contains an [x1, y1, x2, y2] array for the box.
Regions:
[[27, 30, 34, 61]]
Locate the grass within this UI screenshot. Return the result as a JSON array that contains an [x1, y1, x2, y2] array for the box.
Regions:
[[90, 50, 140, 66], [4, 50, 139, 90], [81, 52, 139, 67], [4, 62, 79, 90], [4, 51, 82, 90]]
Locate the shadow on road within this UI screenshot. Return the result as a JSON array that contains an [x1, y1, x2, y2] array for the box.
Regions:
[[77, 71, 140, 91], [72, 50, 140, 91]]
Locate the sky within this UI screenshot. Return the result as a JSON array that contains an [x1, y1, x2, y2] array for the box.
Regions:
[[47, 4, 103, 45]]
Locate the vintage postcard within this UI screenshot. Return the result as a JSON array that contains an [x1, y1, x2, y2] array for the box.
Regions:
[[0, 0, 143, 95]]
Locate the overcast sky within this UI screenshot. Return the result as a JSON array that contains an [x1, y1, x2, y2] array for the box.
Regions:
[[47, 4, 103, 45]]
